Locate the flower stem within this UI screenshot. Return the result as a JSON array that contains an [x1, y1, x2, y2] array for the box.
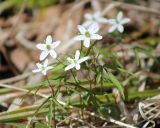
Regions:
[[70, 70, 84, 119], [46, 75, 56, 128], [80, 41, 83, 54], [85, 41, 97, 56]]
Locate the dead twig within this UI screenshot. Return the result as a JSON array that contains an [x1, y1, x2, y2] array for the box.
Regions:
[[109, 118, 138, 128], [0, 72, 32, 84]]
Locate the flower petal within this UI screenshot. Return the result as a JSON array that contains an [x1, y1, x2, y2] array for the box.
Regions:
[[51, 41, 60, 48], [78, 56, 89, 63], [108, 25, 117, 33], [49, 50, 57, 58], [42, 70, 47, 75], [88, 23, 99, 34], [78, 25, 86, 34], [97, 17, 108, 24], [117, 24, 124, 33], [65, 64, 75, 71], [83, 38, 90, 48], [75, 64, 80, 70], [36, 44, 46, 50], [84, 13, 92, 20], [74, 35, 86, 41], [36, 63, 42, 68], [82, 21, 93, 27], [108, 19, 116, 24], [94, 11, 101, 18], [46, 66, 53, 71], [75, 50, 80, 61], [40, 51, 48, 61], [121, 18, 130, 24], [67, 57, 74, 63], [117, 12, 123, 21], [46, 35, 52, 45], [32, 68, 41, 73], [90, 34, 102, 40]]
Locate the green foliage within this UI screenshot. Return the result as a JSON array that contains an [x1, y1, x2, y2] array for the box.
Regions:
[[0, 0, 58, 12], [98, 104, 121, 119], [0, 4, 159, 127], [27, 0, 58, 8], [33, 122, 49, 128], [47, 100, 54, 128], [107, 72, 125, 99]]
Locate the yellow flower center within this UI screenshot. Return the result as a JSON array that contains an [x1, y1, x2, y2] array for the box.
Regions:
[[46, 44, 51, 50], [85, 31, 90, 37]]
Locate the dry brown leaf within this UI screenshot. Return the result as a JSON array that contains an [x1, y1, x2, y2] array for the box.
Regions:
[[54, 5, 84, 41], [10, 47, 30, 72]]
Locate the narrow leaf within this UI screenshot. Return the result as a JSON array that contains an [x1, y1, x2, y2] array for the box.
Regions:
[[108, 73, 125, 99]]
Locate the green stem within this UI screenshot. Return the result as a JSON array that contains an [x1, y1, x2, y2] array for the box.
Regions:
[[80, 41, 83, 54], [70, 70, 84, 119], [85, 41, 97, 56], [46, 75, 56, 128]]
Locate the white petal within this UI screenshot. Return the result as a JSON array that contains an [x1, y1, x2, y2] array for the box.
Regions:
[[43, 59, 48, 67], [90, 34, 102, 40], [121, 18, 130, 24], [74, 35, 86, 41], [94, 11, 101, 18], [97, 17, 108, 24], [108, 19, 116, 24], [84, 13, 92, 20], [75, 50, 80, 61], [67, 57, 74, 63], [32, 68, 41, 73], [117, 12, 123, 21], [83, 38, 90, 48], [65, 64, 75, 71], [108, 25, 117, 33], [36, 63, 42, 68], [88, 23, 99, 34], [82, 21, 93, 27], [75, 64, 80, 70], [46, 35, 52, 45], [117, 24, 124, 33], [42, 70, 47, 75], [51, 41, 60, 48], [36, 44, 46, 50], [78, 56, 89, 63], [49, 50, 57, 58], [46, 66, 53, 70], [40, 51, 48, 61], [78, 25, 86, 34]]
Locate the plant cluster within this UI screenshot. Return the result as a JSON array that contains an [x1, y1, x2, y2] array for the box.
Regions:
[[31, 11, 130, 127]]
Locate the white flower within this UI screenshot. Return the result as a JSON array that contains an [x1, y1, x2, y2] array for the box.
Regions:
[[108, 11, 130, 33], [74, 23, 102, 48], [36, 35, 60, 61], [65, 50, 89, 71], [83, 11, 108, 27], [32, 59, 53, 75]]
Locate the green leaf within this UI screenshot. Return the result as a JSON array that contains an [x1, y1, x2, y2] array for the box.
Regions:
[[47, 100, 53, 127], [118, 68, 137, 78], [108, 73, 125, 99], [133, 48, 140, 65], [34, 122, 49, 128], [98, 104, 121, 119]]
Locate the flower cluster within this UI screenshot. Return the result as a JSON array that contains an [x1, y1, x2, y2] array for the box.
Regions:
[[32, 11, 130, 76], [32, 35, 60, 75]]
